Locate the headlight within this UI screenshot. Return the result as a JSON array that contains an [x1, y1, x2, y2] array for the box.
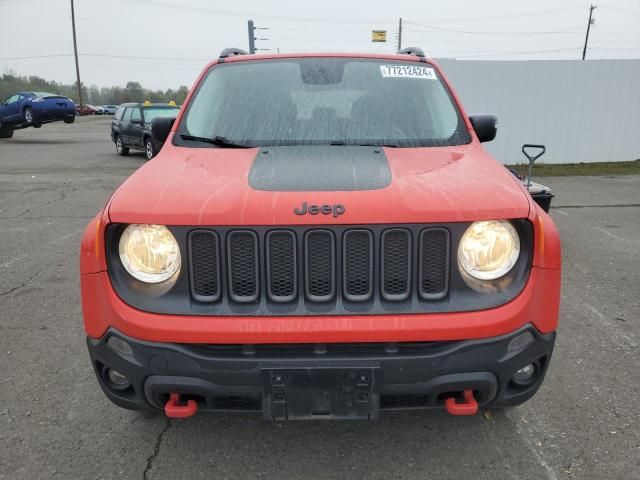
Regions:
[[32, 97, 44, 103], [118, 224, 181, 283], [458, 220, 520, 280]]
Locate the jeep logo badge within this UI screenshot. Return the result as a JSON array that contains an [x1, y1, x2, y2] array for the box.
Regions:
[[294, 202, 345, 218]]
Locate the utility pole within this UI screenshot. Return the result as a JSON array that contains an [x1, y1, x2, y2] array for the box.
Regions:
[[397, 18, 403, 52], [248, 20, 256, 54], [248, 20, 270, 53], [582, 5, 596, 60], [70, 0, 83, 111]]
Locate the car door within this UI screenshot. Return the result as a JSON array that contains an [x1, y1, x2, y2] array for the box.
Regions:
[[15, 95, 28, 121], [119, 107, 133, 145], [127, 107, 145, 148], [111, 105, 125, 140], [0, 95, 21, 124]]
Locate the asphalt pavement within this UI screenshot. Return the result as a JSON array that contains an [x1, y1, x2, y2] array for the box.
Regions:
[[0, 118, 638, 479]]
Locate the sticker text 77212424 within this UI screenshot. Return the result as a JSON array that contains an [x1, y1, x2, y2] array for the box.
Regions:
[[379, 65, 437, 79]]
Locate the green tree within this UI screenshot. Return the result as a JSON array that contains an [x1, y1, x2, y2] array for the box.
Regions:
[[0, 72, 189, 106]]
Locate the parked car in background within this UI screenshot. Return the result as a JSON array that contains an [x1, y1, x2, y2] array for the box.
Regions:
[[111, 101, 180, 159], [102, 105, 118, 115], [0, 91, 75, 138], [76, 104, 99, 116], [94, 105, 106, 115]]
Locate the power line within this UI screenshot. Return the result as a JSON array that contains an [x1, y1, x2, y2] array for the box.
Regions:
[[80, 61, 203, 71], [454, 47, 582, 59], [119, 0, 391, 24], [598, 5, 640, 18], [404, 21, 584, 36], [0, 54, 73, 60], [409, 5, 585, 24], [80, 53, 211, 61], [590, 47, 640, 51]]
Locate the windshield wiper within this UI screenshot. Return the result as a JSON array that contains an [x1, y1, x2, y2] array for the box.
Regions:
[[179, 134, 250, 148], [330, 142, 400, 148]]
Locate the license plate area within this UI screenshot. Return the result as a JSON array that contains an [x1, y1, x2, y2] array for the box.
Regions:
[[262, 366, 379, 420]]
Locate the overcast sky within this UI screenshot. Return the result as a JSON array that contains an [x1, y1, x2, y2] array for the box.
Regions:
[[1, 0, 639, 90]]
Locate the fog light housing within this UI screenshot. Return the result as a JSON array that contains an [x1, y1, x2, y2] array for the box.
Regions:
[[107, 336, 133, 356], [507, 331, 534, 352], [106, 368, 131, 390], [512, 363, 536, 386]]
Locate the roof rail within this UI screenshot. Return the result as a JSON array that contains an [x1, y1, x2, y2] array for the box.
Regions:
[[219, 47, 249, 59], [398, 47, 425, 58]]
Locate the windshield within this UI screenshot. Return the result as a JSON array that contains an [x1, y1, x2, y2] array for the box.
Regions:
[[143, 107, 179, 123], [32, 92, 58, 97], [177, 58, 470, 148]]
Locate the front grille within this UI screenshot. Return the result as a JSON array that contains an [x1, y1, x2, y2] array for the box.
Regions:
[[305, 230, 336, 301], [419, 228, 450, 300], [227, 231, 259, 302], [188, 226, 450, 308], [266, 230, 297, 302], [381, 229, 411, 301], [343, 230, 373, 301], [189, 231, 220, 302]]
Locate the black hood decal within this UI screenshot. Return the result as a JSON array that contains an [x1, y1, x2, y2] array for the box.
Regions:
[[248, 145, 392, 191]]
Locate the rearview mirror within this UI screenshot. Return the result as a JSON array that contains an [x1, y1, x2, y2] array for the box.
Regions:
[[469, 115, 498, 143], [151, 116, 176, 145]]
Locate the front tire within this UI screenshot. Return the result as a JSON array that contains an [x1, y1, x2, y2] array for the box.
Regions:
[[0, 128, 13, 139], [115, 135, 129, 156], [64, 116, 75, 124], [144, 137, 155, 160], [24, 107, 34, 124]]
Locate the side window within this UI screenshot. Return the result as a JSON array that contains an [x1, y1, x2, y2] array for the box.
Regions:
[[5, 95, 20, 104], [114, 106, 125, 120], [130, 108, 141, 122], [121, 107, 132, 122]]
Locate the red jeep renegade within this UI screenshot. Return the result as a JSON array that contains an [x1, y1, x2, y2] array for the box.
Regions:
[[80, 48, 561, 420]]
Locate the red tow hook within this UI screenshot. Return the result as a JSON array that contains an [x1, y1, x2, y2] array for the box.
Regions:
[[445, 389, 478, 416], [164, 393, 198, 418]]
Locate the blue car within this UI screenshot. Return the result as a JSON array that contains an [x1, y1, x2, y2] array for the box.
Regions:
[[0, 91, 76, 138]]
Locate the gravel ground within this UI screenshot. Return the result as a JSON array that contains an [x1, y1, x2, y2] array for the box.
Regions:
[[0, 118, 638, 479]]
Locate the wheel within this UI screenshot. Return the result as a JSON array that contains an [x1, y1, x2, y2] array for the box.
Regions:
[[24, 107, 34, 124], [115, 135, 129, 156], [144, 137, 156, 160], [64, 116, 75, 124], [0, 128, 13, 139]]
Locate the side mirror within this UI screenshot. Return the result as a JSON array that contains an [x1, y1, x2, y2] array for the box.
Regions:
[[469, 115, 497, 143], [151, 116, 175, 145]]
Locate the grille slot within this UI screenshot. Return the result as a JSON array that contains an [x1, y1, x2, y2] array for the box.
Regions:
[[266, 230, 297, 302], [419, 228, 450, 300], [227, 231, 259, 303], [343, 230, 373, 301], [305, 230, 336, 302], [381, 229, 411, 301], [189, 231, 221, 302]]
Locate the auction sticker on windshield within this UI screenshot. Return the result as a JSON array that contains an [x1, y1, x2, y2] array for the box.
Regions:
[[380, 65, 437, 79]]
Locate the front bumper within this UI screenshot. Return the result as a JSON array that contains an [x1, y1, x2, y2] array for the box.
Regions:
[[32, 106, 75, 122], [87, 323, 555, 419]]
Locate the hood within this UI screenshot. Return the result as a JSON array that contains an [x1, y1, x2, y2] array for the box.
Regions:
[[108, 141, 530, 225]]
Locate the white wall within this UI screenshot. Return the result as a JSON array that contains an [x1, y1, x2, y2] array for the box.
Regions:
[[436, 59, 640, 164]]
